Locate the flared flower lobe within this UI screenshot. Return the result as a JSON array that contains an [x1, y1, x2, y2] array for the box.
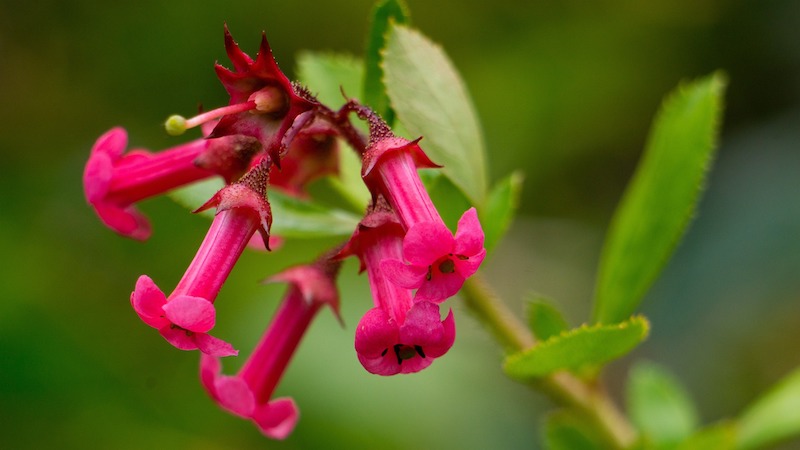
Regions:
[[382, 207, 486, 302], [200, 354, 299, 439], [131, 275, 237, 357], [199, 257, 341, 439], [355, 302, 455, 376]]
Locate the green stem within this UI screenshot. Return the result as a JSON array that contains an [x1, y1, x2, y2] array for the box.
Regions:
[[461, 273, 638, 449], [460, 272, 534, 352]]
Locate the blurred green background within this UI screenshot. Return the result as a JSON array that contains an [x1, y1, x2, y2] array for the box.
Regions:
[[2, 0, 799, 448]]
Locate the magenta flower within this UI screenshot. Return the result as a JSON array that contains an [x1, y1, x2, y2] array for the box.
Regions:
[[341, 201, 456, 375], [356, 301, 455, 376], [130, 162, 273, 355], [382, 207, 486, 303], [84, 127, 264, 240], [131, 275, 237, 357], [83, 127, 214, 240], [200, 259, 341, 439]]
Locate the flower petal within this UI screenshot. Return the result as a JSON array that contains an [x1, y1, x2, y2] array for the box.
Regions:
[[200, 353, 222, 400], [163, 295, 216, 333], [454, 248, 487, 279], [195, 332, 238, 357], [159, 326, 199, 351], [356, 352, 402, 376], [213, 375, 256, 417], [354, 307, 399, 358], [252, 397, 300, 440], [399, 301, 445, 345], [414, 271, 465, 303], [95, 203, 152, 241], [453, 207, 485, 256], [83, 151, 113, 203], [396, 356, 434, 374], [381, 259, 427, 290], [423, 308, 456, 358], [402, 221, 454, 266], [93, 127, 128, 158], [130, 275, 168, 328]]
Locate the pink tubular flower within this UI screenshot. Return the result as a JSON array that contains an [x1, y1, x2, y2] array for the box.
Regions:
[[200, 257, 341, 439], [382, 207, 486, 303], [83, 127, 214, 240], [354, 108, 487, 302], [340, 200, 455, 375], [131, 275, 237, 357], [356, 301, 455, 376], [130, 161, 273, 356], [84, 127, 262, 240]]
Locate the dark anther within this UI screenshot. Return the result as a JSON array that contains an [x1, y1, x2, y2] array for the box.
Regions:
[[393, 344, 419, 365], [381, 348, 388, 357], [426, 265, 433, 281], [169, 323, 192, 337], [438, 258, 455, 274], [394, 344, 404, 365], [415, 345, 426, 358]]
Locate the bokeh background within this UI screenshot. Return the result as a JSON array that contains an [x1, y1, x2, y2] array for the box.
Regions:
[[2, 0, 799, 448]]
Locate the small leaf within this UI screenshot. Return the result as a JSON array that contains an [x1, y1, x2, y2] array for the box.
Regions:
[[169, 178, 222, 218], [545, 411, 607, 450], [737, 366, 800, 450], [676, 423, 736, 450], [169, 178, 360, 239], [503, 316, 649, 380], [295, 51, 370, 209], [481, 171, 523, 255], [627, 361, 699, 449], [383, 24, 488, 205], [593, 72, 727, 324], [319, 141, 371, 212], [269, 191, 362, 238], [296, 51, 364, 108], [363, 0, 410, 123], [526, 297, 569, 341]]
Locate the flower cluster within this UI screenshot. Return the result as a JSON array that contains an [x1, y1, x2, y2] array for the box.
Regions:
[[83, 28, 485, 439]]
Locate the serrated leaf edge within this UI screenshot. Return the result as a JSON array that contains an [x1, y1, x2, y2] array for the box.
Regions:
[[504, 315, 650, 379]]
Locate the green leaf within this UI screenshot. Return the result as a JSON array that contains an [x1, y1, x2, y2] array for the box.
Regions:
[[318, 141, 371, 212], [593, 72, 727, 324], [737, 366, 800, 450], [676, 423, 736, 450], [481, 171, 523, 255], [296, 51, 364, 108], [169, 178, 222, 218], [363, 0, 410, 123], [421, 170, 471, 230], [503, 316, 649, 380], [526, 297, 569, 341], [627, 361, 699, 449], [269, 191, 363, 238], [545, 411, 607, 450], [383, 24, 488, 205], [295, 51, 371, 210], [169, 178, 361, 238]]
